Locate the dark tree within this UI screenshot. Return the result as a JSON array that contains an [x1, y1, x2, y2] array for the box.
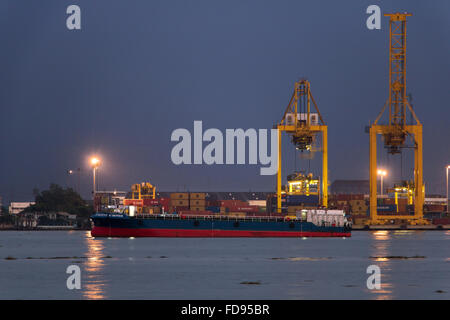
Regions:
[[25, 184, 92, 217]]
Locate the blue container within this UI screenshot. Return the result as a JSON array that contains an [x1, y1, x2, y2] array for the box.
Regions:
[[270, 197, 287, 204], [286, 195, 319, 205], [366, 205, 397, 214], [206, 206, 220, 213], [377, 204, 397, 212]]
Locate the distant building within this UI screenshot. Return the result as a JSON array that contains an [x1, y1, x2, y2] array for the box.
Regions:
[[56, 212, 77, 220], [330, 180, 370, 194], [9, 202, 35, 214]]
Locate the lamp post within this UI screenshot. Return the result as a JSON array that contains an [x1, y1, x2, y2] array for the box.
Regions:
[[377, 169, 387, 196], [90, 157, 101, 200], [67, 168, 82, 193], [67, 169, 74, 189], [446, 165, 450, 214]]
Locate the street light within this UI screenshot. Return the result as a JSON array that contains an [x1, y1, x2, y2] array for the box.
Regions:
[[446, 165, 450, 214], [67, 168, 81, 193], [90, 157, 101, 199], [377, 169, 387, 196]]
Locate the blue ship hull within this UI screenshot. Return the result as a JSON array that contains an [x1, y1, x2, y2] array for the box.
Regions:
[[91, 213, 351, 237]]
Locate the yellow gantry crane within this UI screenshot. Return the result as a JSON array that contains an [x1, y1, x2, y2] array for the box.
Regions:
[[387, 180, 416, 211], [286, 172, 320, 197], [276, 79, 328, 212], [368, 13, 426, 225], [131, 182, 156, 200]]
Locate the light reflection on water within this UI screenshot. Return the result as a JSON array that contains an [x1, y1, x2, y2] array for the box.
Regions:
[[369, 231, 393, 300], [445, 230, 450, 240], [83, 231, 107, 300]]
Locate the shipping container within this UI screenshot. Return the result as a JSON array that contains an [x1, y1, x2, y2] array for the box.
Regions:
[[354, 218, 367, 225], [432, 218, 450, 225], [220, 200, 247, 207], [287, 206, 303, 213], [142, 206, 161, 214], [169, 206, 189, 213], [143, 199, 160, 206], [248, 200, 267, 207], [190, 193, 206, 200], [170, 193, 189, 200], [270, 195, 319, 205], [336, 194, 364, 201], [365, 205, 397, 214], [159, 198, 170, 209], [227, 205, 259, 213], [190, 199, 206, 206], [378, 204, 397, 211], [287, 195, 319, 203], [227, 212, 247, 218], [206, 200, 220, 207], [349, 199, 365, 207], [206, 206, 221, 213], [397, 204, 407, 213], [219, 206, 228, 213], [425, 204, 445, 212], [123, 199, 144, 206], [190, 206, 206, 212], [171, 199, 189, 207], [424, 212, 442, 219]]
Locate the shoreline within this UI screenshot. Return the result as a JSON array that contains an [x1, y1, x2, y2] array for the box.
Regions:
[[352, 224, 450, 231]]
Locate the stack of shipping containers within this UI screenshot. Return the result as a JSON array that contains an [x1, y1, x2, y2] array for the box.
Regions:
[[190, 193, 206, 212]]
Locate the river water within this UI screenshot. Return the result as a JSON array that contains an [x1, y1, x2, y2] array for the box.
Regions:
[[0, 230, 449, 299]]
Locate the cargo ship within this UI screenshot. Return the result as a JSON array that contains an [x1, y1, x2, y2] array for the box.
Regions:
[[90, 210, 351, 238]]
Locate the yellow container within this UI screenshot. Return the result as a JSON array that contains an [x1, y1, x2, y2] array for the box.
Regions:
[[170, 193, 189, 200], [171, 199, 189, 206], [190, 193, 206, 200], [228, 212, 246, 217], [190, 199, 206, 206], [190, 206, 206, 212], [287, 206, 303, 213]]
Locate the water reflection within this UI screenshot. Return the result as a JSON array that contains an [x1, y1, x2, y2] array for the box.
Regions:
[[372, 230, 390, 241], [374, 283, 394, 300], [369, 230, 394, 299], [83, 231, 107, 299], [445, 230, 450, 240]]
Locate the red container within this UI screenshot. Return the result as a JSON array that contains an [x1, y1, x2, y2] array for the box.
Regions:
[[123, 199, 144, 206], [426, 204, 444, 212], [433, 218, 450, 225], [143, 199, 160, 206], [219, 200, 247, 208], [206, 200, 220, 207], [227, 205, 259, 213], [336, 194, 364, 201], [159, 198, 170, 208], [169, 206, 189, 213]]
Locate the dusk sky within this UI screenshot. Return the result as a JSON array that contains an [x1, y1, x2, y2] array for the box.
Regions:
[[1, 0, 449, 203]]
